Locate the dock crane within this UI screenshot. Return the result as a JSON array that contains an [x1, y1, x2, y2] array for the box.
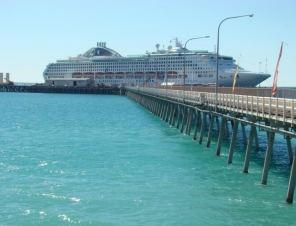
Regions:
[[4, 78, 14, 85]]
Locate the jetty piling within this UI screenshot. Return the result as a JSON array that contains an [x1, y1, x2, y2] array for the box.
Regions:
[[199, 112, 207, 145], [287, 156, 296, 203], [193, 111, 201, 140], [227, 120, 239, 164], [243, 126, 256, 173], [206, 114, 215, 148]]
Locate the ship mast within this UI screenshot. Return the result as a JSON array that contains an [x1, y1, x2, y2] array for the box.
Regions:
[[170, 38, 182, 48]]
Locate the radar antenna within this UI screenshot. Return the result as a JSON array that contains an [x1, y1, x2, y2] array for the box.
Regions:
[[155, 44, 160, 53], [170, 38, 182, 48]]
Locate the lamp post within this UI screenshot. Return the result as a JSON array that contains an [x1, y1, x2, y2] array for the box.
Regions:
[[165, 45, 172, 98], [144, 62, 147, 88], [215, 14, 253, 112], [166, 52, 168, 98], [183, 36, 210, 99], [91, 63, 95, 86]]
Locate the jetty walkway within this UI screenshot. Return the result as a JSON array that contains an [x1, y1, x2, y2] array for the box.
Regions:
[[125, 86, 296, 204]]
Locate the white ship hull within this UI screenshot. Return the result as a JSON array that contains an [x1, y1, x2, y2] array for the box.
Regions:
[[43, 40, 270, 87]]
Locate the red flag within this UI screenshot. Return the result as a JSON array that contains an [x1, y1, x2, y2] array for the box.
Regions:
[[272, 42, 284, 97]]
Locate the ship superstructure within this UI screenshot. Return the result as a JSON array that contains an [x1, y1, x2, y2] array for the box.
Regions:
[[43, 39, 270, 87]]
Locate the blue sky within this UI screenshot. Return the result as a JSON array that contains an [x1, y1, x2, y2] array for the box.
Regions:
[[0, 0, 294, 86]]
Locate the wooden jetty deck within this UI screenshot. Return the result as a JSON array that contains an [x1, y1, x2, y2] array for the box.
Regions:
[[125, 86, 296, 204]]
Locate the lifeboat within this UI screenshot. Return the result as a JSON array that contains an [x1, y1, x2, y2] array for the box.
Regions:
[[135, 72, 144, 76], [168, 71, 178, 75], [115, 72, 125, 76], [126, 72, 134, 77], [146, 71, 156, 75], [105, 72, 114, 75], [72, 72, 82, 78], [84, 72, 94, 76], [95, 72, 104, 76]]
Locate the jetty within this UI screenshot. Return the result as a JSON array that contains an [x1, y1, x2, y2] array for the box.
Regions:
[[125, 86, 296, 204]]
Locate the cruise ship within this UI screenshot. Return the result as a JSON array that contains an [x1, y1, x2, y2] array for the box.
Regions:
[[43, 39, 271, 87]]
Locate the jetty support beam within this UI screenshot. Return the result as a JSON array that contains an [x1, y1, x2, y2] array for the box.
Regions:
[[243, 126, 256, 173], [199, 112, 207, 144], [193, 111, 201, 140], [206, 114, 215, 148], [227, 120, 239, 164], [216, 117, 226, 156], [261, 131, 275, 185], [180, 107, 187, 133], [286, 157, 296, 204]]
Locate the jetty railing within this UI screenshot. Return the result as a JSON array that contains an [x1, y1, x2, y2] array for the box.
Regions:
[[128, 86, 296, 126], [146, 86, 296, 99]]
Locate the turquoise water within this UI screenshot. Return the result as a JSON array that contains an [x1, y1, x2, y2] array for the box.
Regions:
[[1, 92, 296, 225]]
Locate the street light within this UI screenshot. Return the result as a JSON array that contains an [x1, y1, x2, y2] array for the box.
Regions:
[[215, 14, 253, 112], [166, 45, 172, 98], [183, 36, 210, 99]]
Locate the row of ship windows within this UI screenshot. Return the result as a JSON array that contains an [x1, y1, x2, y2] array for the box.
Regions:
[[95, 75, 220, 79], [52, 60, 196, 67], [48, 74, 215, 79], [49, 65, 198, 70], [47, 70, 215, 76], [48, 76, 64, 78], [48, 67, 214, 72], [49, 63, 215, 69], [51, 62, 235, 69], [48, 68, 197, 73], [47, 70, 215, 74], [50, 63, 208, 68], [48, 63, 233, 70], [75, 79, 212, 83], [48, 65, 231, 72], [152, 57, 196, 60], [88, 79, 212, 83]]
